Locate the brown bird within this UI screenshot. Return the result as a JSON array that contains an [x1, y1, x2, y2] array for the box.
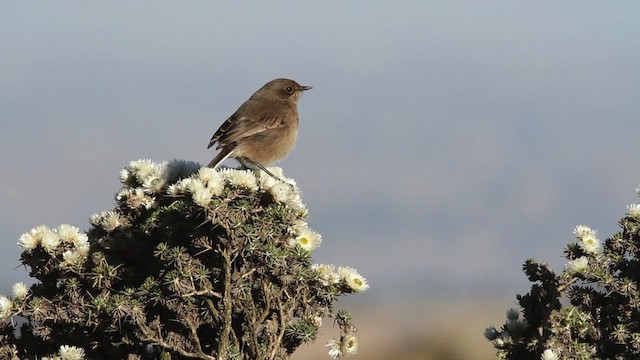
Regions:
[[207, 78, 312, 179]]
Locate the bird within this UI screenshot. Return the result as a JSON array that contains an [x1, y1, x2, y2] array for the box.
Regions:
[[207, 78, 312, 180]]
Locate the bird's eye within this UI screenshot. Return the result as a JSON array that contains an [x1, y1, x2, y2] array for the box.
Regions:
[[284, 86, 294, 94]]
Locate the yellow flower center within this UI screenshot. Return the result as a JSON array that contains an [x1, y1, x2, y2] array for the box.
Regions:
[[353, 278, 363, 286], [300, 237, 309, 245]]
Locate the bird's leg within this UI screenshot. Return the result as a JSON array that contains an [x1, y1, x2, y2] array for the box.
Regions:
[[238, 157, 286, 183]]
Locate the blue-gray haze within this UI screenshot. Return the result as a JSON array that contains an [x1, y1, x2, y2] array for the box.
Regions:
[[1, 1, 639, 302]]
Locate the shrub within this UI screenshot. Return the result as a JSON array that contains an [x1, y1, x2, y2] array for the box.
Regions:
[[0, 160, 368, 360], [486, 186, 640, 360]]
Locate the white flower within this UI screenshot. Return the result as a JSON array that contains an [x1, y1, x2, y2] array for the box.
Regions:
[[167, 166, 213, 197], [260, 168, 304, 207], [292, 220, 309, 233], [41, 228, 61, 253], [338, 266, 370, 293], [61, 250, 78, 266], [128, 159, 155, 182], [297, 203, 308, 218], [75, 243, 90, 256], [484, 326, 499, 340], [72, 233, 89, 250], [123, 159, 172, 194], [100, 211, 122, 232], [326, 339, 342, 359], [326, 335, 358, 358], [313, 264, 335, 277], [61, 245, 89, 270], [627, 204, 640, 217], [185, 178, 205, 193], [289, 228, 322, 252], [58, 345, 86, 360], [341, 335, 358, 357], [140, 161, 169, 194], [56, 224, 86, 245], [17, 232, 38, 251], [224, 169, 258, 190], [541, 348, 559, 360], [142, 175, 167, 194], [20, 225, 61, 252], [325, 273, 340, 285], [565, 257, 589, 274], [56, 224, 79, 241], [192, 187, 214, 207], [311, 315, 323, 327], [506, 308, 520, 320], [197, 168, 224, 195], [119, 168, 132, 184], [269, 182, 293, 203], [29, 225, 49, 241], [166, 184, 182, 196], [119, 188, 155, 209], [0, 296, 12, 319], [115, 188, 131, 203], [11, 282, 29, 299], [573, 225, 596, 240], [172, 178, 194, 194], [257, 166, 286, 190], [89, 213, 103, 226], [61, 249, 88, 268], [313, 264, 340, 285], [493, 331, 511, 349], [286, 191, 305, 210], [579, 233, 602, 254]]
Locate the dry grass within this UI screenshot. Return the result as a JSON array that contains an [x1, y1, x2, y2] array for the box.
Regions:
[[292, 298, 507, 360]]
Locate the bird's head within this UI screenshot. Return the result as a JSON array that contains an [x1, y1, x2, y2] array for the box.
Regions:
[[259, 78, 312, 102]]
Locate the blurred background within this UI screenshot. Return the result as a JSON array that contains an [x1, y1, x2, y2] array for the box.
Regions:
[[1, 1, 639, 358]]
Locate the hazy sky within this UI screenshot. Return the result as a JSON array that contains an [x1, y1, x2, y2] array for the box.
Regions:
[[1, 2, 639, 302]]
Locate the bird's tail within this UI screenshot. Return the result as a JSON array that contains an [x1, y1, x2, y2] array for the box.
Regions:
[[207, 147, 234, 168]]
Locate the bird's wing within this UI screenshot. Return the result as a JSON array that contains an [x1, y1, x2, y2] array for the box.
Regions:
[[208, 102, 292, 149]]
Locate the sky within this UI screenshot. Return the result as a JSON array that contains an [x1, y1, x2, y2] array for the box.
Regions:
[[1, 1, 639, 305]]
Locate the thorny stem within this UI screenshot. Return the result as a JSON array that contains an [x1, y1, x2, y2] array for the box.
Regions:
[[205, 298, 221, 321], [558, 276, 578, 293], [248, 278, 261, 360], [269, 297, 287, 360], [218, 248, 233, 358], [258, 280, 271, 324], [183, 289, 222, 298], [187, 315, 206, 359], [135, 320, 216, 360]]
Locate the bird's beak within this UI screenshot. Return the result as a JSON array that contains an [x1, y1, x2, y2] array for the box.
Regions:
[[301, 86, 313, 91]]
